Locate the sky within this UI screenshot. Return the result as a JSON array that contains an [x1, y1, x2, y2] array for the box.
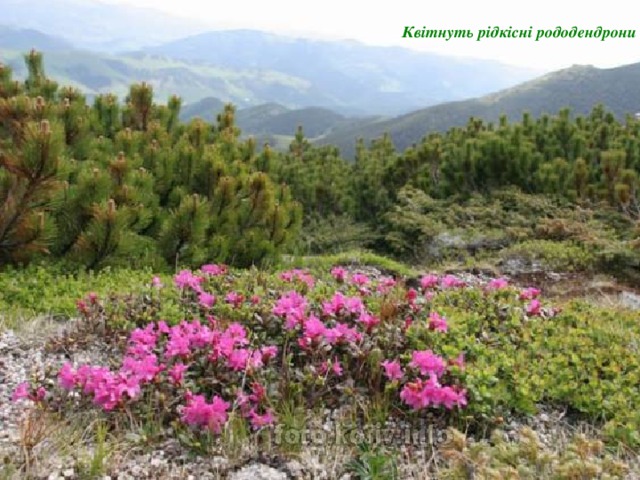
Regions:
[[105, 0, 640, 71]]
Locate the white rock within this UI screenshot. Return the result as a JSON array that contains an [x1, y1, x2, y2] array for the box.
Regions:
[[230, 463, 288, 480], [621, 291, 640, 310]]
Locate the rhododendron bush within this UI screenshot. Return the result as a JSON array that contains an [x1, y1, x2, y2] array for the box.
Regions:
[[13, 266, 556, 439]]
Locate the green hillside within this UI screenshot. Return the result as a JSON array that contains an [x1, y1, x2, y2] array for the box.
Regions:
[[1, 50, 312, 106], [319, 63, 640, 158]]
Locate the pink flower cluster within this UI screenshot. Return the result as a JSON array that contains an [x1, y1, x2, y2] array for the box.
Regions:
[[322, 292, 365, 317], [329, 267, 373, 292], [274, 289, 375, 351], [235, 382, 276, 429], [376, 276, 397, 294], [520, 287, 542, 316], [486, 277, 509, 290], [201, 264, 228, 276], [419, 273, 466, 291], [225, 291, 244, 308], [330, 266, 347, 282], [11, 382, 46, 403], [273, 290, 308, 329], [380, 349, 467, 411], [181, 392, 230, 433], [280, 269, 315, 289], [428, 311, 448, 332], [18, 265, 562, 433], [53, 314, 278, 432], [400, 376, 467, 410]]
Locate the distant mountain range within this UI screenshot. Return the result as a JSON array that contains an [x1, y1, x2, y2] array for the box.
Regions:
[[315, 62, 640, 158], [143, 29, 536, 115], [0, 1, 538, 116], [181, 99, 371, 139], [180, 62, 640, 158]]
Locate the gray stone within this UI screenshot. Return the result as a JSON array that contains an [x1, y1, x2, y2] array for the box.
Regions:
[[620, 291, 640, 310], [230, 463, 288, 480]]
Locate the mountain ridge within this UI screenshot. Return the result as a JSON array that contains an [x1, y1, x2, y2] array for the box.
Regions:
[[316, 62, 640, 158]]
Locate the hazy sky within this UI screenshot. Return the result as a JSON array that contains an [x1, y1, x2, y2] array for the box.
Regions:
[[106, 0, 639, 71]]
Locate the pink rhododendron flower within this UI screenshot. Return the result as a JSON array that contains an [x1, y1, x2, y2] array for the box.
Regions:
[[280, 269, 315, 289], [322, 291, 346, 316], [400, 377, 439, 409], [351, 273, 370, 286], [428, 311, 448, 333], [319, 358, 343, 376], [211, 332, 235, 360], [236, 390, 251, 410], [59, 363, 77, 390], [434, 385, 467, 409], [400, 376, 466, 410], [441, 275, 465, 289], [487, 278, 509, 290], [409, 350, 446, 377], [225, 291, 243, 308], [181, 393, 230, 433], [332, 360, 343, 376], [190, 322, 216, 349], [273, 291, 308, 329], [87, 292, 98, 304], [245, 350, 263, 369], [279, 270, 295, 282], [35, 386, 47, 401], [157, 320, 171, 334], [303, 315, 327, 340], [249, 382, 266, 403], [420, 274, 439, 290], [324, 323, 362, 345], [201, 264, 227, 276], [227, 349, 251, 371], [151, 276, 163, 288], [165, 329, 191, 358], [357, 312, 380, 331], [399, 380, 423, 409], [376, 276, 396, 294], [115, 375, 141, 400], [406, 288, 418, 303], [76, 299, 88, 315], [520, 287, 541, 300], [248, 409, 275, 429], [344, 296, 365, 315], [225, 323, 248, 345], [121, 354, 163, 382], [526, 299, 542, 316], [128, 324, 158, 356], [174, 270, 203, 291], [251, 295, 261, 305], [260, 345, 278, 362], [11, 382, 30, 402], [381, 360, 403, 381], [169, 363, 188, 385], [198, 292, 216, 308], [330, 266, 348, 282]]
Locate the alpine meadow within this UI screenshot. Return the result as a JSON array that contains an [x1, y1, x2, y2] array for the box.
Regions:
[[1, 4, 640, 479]]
